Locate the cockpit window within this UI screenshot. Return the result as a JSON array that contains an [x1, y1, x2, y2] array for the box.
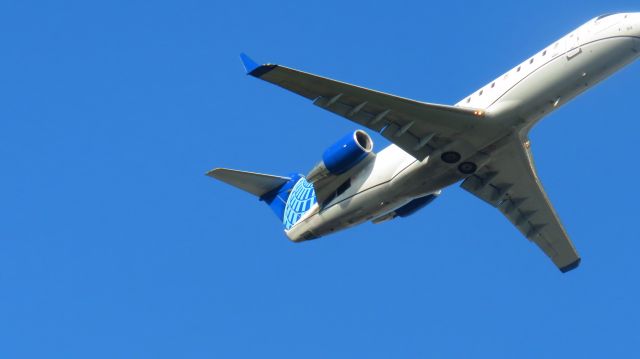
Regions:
[[596, 13, 619, 20]]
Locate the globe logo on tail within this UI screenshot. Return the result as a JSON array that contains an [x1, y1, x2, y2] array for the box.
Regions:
[[283, 177, 317, 230]]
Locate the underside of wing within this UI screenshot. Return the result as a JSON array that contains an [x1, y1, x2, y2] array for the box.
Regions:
[[460, 134, 581, 273], [240, 54, 492, 161]]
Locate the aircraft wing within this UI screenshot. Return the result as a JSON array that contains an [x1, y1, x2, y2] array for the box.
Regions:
[[240, 54, 486, 161], [460, 134, 581, 273]]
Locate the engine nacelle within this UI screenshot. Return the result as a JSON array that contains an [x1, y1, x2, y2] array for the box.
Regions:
[[395, 192, 440, 217], [371, 192, 440, 224], [306, 130, 373, 183]]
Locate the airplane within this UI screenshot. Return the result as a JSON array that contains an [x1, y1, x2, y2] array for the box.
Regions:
[[208, 13, 640, 273]]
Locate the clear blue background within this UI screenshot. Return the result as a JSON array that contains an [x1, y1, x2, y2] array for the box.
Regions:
[[2, 0, 639, 357]]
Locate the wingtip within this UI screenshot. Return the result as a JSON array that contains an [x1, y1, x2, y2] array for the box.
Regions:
[[239, 53, 259, 74], [559, 258, 581, 273], [239, 53, 277, 77], [205, 168, 222, 178]]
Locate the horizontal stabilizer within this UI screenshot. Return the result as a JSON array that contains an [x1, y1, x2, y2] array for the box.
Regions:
[[207, 168, 290, 197]]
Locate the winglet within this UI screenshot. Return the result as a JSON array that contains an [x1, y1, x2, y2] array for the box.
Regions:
[[559, 258, 581, 273], [240, 53, 260, 74], [239, 53, 277, 78]]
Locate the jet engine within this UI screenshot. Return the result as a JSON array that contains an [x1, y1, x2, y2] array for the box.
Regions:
[[372, 192, 441, 224], [306, 130, 373, 183]]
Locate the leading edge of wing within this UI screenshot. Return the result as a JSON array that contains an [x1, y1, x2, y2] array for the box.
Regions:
[[237, 53, 485, 120], [240, 53, 277, 78]]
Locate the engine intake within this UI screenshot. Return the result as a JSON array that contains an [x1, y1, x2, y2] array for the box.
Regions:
[[307, 130, 373, 183]]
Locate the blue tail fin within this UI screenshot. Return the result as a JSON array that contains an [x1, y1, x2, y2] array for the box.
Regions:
[[260, 174, 317, 230]]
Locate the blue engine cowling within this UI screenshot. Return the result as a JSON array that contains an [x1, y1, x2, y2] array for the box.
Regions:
[[395, 192, 440, 217], [322, 130, 373, 174], [307, 130, 373, 182]]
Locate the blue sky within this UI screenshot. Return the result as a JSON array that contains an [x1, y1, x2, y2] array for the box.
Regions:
[[2, 0, 640, 357]]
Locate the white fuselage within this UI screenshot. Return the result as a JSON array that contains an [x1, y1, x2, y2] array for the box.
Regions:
[[286, 13, 640, 242]]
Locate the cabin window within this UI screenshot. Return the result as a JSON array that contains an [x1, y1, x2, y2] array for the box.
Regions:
[[466, 97, 471, 103], [491, 82, 495, 88], [543, 50, 547, 56], [479, 90, 483, 96], [517, 66, 521, 72], [529, 58, 534, 64]]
